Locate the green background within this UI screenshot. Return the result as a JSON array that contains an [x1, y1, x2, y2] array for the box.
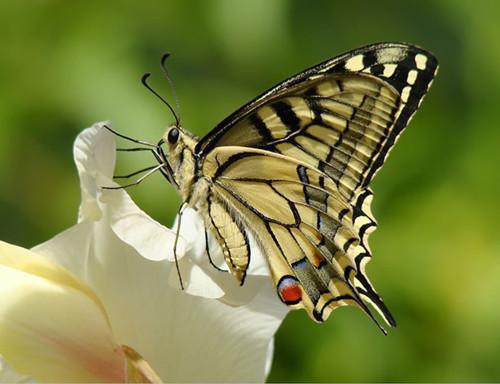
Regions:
[[1, 1, 499, 382]]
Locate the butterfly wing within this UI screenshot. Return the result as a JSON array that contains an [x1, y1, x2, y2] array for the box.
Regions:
[[197, 42, 437, 326], [197, 42, 438, 199], [203, 146, 394, 328]]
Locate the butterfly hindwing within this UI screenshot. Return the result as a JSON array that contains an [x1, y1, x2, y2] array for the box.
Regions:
[[205, 193, 250, 284], [203, 146, 395, 327]]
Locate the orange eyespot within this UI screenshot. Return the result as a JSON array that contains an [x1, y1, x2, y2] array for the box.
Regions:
[[277, 276, 302, 305]]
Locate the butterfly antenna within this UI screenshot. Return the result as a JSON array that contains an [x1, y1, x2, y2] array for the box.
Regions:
[[141, 73, 180, 126], [160, 52, 181, 126]]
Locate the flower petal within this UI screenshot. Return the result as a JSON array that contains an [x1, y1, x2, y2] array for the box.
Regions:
[[35, 216, 289, 382], [33, 122, 289, 381], [0, 241, 127, 383], [74, 122, 189, 260], [0, 356, 35, 383], [73, 121, 115, 222]]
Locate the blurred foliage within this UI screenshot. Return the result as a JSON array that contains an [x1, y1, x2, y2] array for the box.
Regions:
[[0, 0, 499, 382]]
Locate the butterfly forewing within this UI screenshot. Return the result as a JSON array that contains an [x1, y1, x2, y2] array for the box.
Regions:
[[198, 43, 437, 198], [222, 73, 401, 200]]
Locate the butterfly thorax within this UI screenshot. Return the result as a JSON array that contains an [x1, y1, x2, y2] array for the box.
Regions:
[[162, 126, 201, 203]]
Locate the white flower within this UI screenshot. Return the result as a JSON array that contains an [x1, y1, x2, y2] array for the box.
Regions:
[[0, 122, 288, 382], [0, 241, 158, 383]]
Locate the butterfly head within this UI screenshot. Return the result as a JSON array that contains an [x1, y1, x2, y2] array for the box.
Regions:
[[166, 125, 180, 145], [162, 124, 197, 153], [154, 124, 198, 199]]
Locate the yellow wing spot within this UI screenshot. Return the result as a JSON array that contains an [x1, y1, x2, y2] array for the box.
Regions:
[[407, 69, 418, 85], [344, 156, 365, 174], [338, 175, 357, 197], [401, 86, 412, 103], [382, 64, 397, 77], [415, 53, 428, 70], [327, 279, 342, 297], [299, 223, 322, 243], [344, 54, 365, 71], [360, 192, 375, 218], [291, 228, 323, 268]]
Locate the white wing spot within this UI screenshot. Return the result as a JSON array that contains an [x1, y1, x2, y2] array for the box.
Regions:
[[401, 86, 412, 103], [415, 53, 428, 70], [345, 55, 365, 71], [382, 64, 397, 77], [407, 69, 418, 85]]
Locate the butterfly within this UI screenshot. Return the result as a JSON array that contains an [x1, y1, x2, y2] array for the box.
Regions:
[[108, 42, 437, 332]]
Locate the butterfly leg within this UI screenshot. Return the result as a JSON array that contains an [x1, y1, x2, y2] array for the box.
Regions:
[[204, 227, 229, 273], [102, 164, 163, 190], [113, 165, 160, 179], [173, 202, 187, 290]]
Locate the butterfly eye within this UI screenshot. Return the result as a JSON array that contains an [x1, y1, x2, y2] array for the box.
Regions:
[[167, 127, 180, 144]]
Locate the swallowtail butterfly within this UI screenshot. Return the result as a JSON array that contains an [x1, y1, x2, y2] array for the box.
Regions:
[[109, 42, 437, 332]]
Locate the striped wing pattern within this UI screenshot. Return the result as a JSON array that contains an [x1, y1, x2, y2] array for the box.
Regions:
[[213, 73, 401, 200], [203, 147, 394, 327], [198, 43, 438, 200], [198, 43, 437, 327]]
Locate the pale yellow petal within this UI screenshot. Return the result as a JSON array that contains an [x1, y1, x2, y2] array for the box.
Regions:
[[0, 241, 127, 383]]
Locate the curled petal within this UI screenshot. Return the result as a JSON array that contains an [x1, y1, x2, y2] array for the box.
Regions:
[[0, 241, 127, 383], [73, 123, 188, 262]]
